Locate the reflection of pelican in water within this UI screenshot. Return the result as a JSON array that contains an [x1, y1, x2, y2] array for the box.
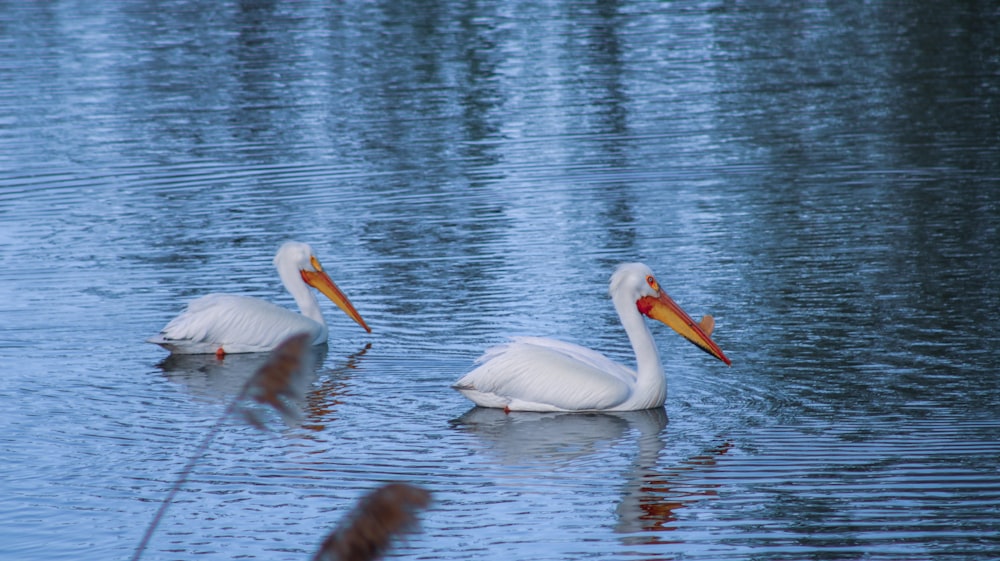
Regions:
[[616, 435, 731, 539], [302, 343, 371, 431], [157, 342, 372, 431], [453, 407, 731, 536], [157, 345, 330, 402], [452, 407, 666, 464]]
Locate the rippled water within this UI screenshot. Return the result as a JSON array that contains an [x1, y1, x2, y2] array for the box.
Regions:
[[2, 2, 999, 560]]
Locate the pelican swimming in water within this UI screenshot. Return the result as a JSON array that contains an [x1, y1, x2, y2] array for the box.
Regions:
[[454, 263, 730, 412], [148, 241, 370, 356]]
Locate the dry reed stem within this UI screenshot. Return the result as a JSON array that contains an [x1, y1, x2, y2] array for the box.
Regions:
[[312, 483, 432, 561], [237, 332, 313, 428], [131, 333, 312, 561]]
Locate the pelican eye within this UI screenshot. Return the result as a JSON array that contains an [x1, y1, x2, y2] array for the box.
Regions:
[[646, 275, 659, 291]]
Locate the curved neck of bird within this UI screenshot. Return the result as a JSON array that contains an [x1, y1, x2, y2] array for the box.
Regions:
[[277, 262, 328, 329], [612, 290, 666, 395]]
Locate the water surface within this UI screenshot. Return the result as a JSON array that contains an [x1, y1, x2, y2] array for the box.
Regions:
[[1, 1, 998, 560]]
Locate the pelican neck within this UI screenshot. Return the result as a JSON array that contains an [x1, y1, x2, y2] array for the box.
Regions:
[[276, 260, 327, 328], [612, 290, 667, 407]]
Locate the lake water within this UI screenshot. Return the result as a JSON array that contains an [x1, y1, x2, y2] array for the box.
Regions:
[[1, 2, 998, 560]]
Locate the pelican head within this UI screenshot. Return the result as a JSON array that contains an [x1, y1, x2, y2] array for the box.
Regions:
[[611, 263, 730, 365], [275, 241, 371, 333]]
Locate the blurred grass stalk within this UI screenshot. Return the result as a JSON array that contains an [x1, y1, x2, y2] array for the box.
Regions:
[[130, 333, 314, 561], [131, 334, 430, 561], [312, 483, 432, 561]]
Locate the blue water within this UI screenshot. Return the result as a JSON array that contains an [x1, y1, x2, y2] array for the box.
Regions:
[[2, 2, 998, 560]]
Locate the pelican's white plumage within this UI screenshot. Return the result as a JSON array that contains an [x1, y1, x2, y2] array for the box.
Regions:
[[148, 242, 369, 355], [454, 263, 730, 412]]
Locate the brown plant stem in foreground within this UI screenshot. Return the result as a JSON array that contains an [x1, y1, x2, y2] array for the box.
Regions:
[[312, 483, 432, 561], [236, 333, 313, 428], [130, 333, 312, 561]]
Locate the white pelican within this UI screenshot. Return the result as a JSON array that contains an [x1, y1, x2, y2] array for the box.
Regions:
[[148, 242, 370, 356], [453, 263, 731, 412]]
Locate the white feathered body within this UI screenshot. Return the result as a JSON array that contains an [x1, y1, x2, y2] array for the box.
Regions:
[[454, 336, 659, 412], [147, 294, 326, 354]]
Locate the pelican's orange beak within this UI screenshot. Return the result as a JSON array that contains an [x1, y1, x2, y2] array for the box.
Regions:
[[300, 256, 371, 333], [637, 287, 730, 366]]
